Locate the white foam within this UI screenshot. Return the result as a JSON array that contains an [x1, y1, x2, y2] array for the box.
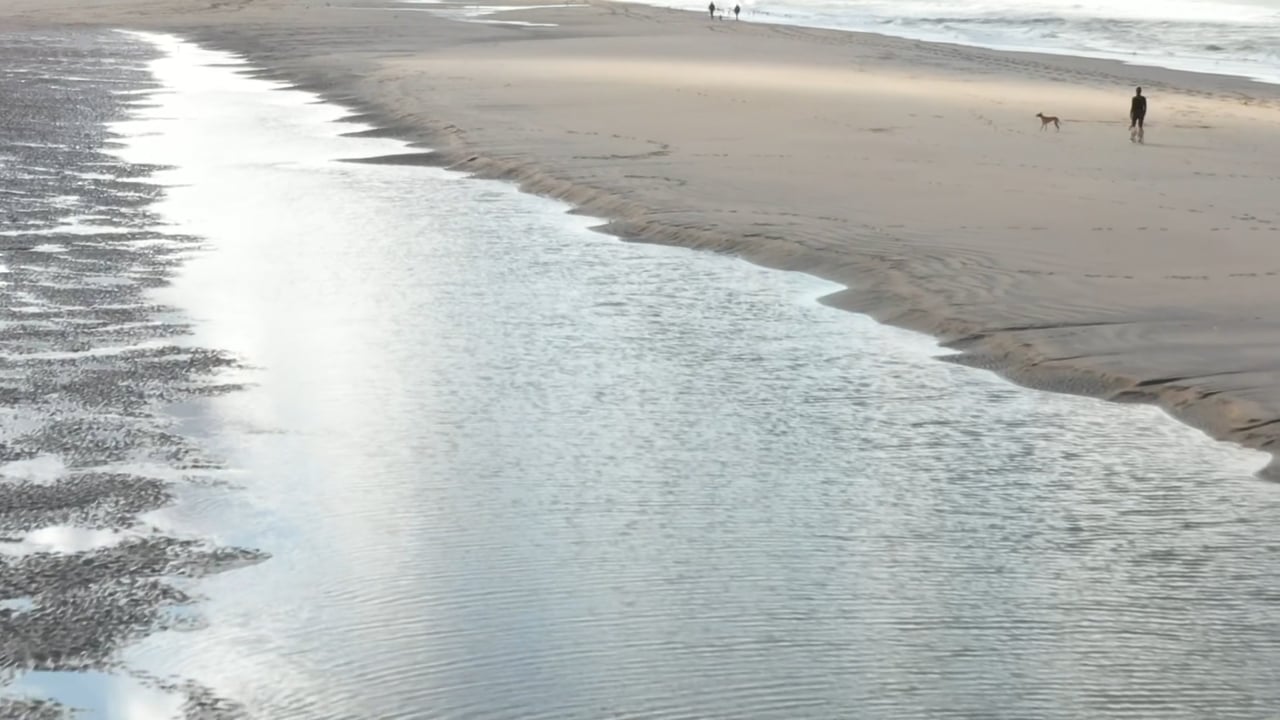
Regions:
[[645, 0, 1280, 84]]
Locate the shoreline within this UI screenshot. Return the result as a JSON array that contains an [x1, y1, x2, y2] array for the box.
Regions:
[[21, 31, 1280, 718], [626, 2, 1280, 89], [6, 0, 1280, 475], [0, 28, 265, 715]]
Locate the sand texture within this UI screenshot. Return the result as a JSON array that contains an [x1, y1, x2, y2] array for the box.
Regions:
[[6, 0, 1280, 472]]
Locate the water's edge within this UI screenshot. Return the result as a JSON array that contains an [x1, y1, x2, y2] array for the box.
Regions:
[[164, 26, 1280, 481], [621, 0, 1280, 87], [6, 27, 1278, 717], [0, 29, 268, 718], [111, 34, 1280, 719]]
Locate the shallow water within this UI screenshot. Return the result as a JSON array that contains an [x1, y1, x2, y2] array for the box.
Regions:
[[91, 34, 1280, 719], [5, 29, 1280, 719], [8, 671, 183, 720], [394, 2, 576, 26]]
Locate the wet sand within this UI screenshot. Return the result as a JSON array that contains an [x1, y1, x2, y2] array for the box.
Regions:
[[6, 0, 1280, 469], [1, 31, 263, 716]]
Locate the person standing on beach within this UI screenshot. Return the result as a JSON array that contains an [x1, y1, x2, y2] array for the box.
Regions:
[[708, 1, 716, 18], [733, 3, 741, 19], [1130, 86, 1147, 144]]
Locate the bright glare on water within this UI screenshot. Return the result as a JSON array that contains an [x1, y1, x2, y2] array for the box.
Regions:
[[96, 34, 1280, 720]]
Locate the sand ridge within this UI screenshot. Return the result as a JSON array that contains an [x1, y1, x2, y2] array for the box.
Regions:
[[6, 0, 1280, 473]]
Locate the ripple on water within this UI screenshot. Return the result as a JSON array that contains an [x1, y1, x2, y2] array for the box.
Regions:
[[39, 30, 1280, 720]]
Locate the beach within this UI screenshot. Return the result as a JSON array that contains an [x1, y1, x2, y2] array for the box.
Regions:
[[4, 1, 1280, 716], [6, 0, 1279, 470]]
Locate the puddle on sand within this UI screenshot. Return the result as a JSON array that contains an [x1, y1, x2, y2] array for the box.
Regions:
[[0, 455, 70, 485], [0, 598, 35, 613], [372, 1, 581, 25], [5, 671, 183, 720], [0, 526, 136, 557]]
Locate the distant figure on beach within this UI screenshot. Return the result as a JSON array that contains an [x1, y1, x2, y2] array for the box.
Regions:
[[1130, 86, 1147, 144], [733, 3, 741, 19], [708, 1, 716, 18]]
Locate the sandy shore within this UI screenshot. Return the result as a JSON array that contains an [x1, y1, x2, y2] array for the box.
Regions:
[[7, 0, 1280, 472]]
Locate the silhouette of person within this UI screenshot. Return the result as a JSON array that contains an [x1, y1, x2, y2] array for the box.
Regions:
[[733, 3, 741, 19], [1130, 86, 1147, 143], [708, 1, 716, 18]]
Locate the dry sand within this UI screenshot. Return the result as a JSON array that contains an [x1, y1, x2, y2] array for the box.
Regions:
[[6, 0, 1280, 472]]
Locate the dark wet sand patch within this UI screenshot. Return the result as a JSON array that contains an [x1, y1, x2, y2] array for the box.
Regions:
[[337, 150, 449, 166], [0, 29, 262, 715]]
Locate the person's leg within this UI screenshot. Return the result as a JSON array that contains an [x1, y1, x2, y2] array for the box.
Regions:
[[1137, 115, 1144, 143]]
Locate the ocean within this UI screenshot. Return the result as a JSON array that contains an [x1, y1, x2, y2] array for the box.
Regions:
[[4, 26, 1280, 720], [632, 0, 1280, 84]]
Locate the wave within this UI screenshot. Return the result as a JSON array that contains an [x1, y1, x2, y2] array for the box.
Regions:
[[656, 0, 1280, 84]]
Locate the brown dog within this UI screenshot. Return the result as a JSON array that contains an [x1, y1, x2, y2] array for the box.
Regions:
[[1036, 112, 1060, 131]]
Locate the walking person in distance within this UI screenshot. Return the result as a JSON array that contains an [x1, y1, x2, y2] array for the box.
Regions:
[[1130, 86, 1147, 144]]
